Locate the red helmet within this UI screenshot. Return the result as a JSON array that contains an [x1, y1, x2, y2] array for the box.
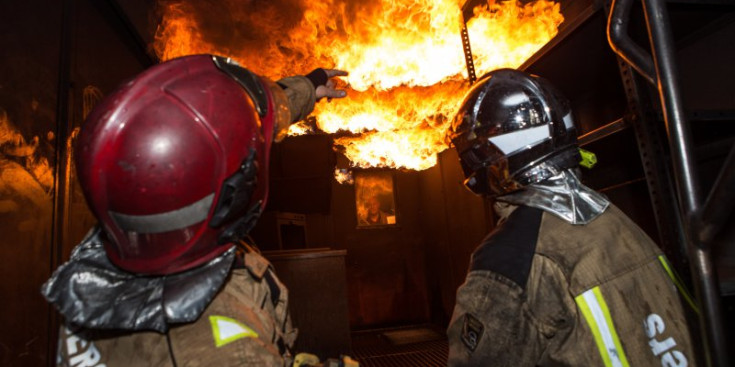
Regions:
[[76, 54, 291, 275]]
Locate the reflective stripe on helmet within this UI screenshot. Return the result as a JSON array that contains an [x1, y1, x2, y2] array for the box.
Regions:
[[109, 193, 215, 234], [575, 286, 631, 367], [212, 56, 269, 118], [563, 112, 574, 129], [487, 125, 551, 155]]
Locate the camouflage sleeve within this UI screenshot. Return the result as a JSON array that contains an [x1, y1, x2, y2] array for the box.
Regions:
[[447, 270, 548, 367]]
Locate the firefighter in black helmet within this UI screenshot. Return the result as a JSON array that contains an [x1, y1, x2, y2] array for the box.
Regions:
[[446, 68, 699, 367]]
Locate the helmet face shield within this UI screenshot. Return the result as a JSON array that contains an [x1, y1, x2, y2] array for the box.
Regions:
[[449, 69, 578, 197], [457, 139, 505, 173], [450, 73, 548, 146]]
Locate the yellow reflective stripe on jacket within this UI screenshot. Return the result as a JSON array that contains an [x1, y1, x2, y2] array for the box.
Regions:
[[209, 315, 258, 347], [658, 255, 700, 314], [575, 287, 631, 367]]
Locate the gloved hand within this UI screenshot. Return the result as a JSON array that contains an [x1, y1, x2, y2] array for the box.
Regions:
[[292, 353, 359, 367], [293, 352, 321, 367], [304, 68, 349, 101]]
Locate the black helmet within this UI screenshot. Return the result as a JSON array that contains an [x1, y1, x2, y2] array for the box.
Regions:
[[448, 69, 579, 196]]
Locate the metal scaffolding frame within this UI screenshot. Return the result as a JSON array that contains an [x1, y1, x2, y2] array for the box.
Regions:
[[608, 0, 734, 365]]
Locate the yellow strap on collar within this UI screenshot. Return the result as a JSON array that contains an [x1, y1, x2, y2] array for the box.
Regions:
[[579, 148, 598, 169]]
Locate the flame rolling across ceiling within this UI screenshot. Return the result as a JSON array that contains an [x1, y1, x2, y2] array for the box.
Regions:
[[153, 0, 563, 172]]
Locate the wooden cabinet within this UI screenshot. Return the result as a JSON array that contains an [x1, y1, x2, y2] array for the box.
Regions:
[[264, 249, 352, 360]]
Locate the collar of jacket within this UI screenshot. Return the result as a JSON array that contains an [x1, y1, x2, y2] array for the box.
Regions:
[[496, 169, 610, 225], [41, 226, 235, 333]]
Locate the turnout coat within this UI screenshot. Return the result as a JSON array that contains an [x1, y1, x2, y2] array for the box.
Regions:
[[447, 204, 698, 367]]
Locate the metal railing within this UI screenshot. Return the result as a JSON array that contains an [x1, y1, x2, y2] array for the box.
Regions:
[[608, 0, 734, 365]]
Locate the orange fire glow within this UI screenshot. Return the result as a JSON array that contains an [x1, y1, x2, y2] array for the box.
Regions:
[[0, 108, 54, 214], [334, 168, 354, 185], [154, 0, 563, 171]]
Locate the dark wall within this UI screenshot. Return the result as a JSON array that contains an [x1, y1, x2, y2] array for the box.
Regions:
[[676, 13, 735, 295], [677, 14, 735, 112], [254, 139, 435, 327], [525, 12, 628, 137], [418, 149, 493, 325], [64, 0, 153, 255], [0, 2, 61, 365], [255, 133, 494, 329], [333, 170, 431, 327], [1, 0, 150, 365]]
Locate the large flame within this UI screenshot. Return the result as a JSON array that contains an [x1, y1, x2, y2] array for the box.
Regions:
[[154, 0, 563, 171]]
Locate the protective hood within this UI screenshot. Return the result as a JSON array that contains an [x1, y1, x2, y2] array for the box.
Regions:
[[497, 168, 609, 225], [41, 227, 234, 333]]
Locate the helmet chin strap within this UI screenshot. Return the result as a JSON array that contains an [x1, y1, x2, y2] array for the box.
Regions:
[[497, 168, 610, 225], [210, 146, 265, 246], [218, 201, 263, 245], [464, 167, 489, 195]]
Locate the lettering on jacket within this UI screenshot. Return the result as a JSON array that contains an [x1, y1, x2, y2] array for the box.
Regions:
[[644, 313, 688, 367], [62, 328, 106, 367]]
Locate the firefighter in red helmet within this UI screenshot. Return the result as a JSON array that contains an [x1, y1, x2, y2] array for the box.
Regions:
[[42, 55, 347, 366]]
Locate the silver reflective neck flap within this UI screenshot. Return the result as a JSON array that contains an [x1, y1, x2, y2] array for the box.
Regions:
[[497, 169, 609, 225], [41, 227, 235, 333]]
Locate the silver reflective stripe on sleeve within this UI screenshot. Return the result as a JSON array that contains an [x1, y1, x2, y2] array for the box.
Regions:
[[110, 193, 215, 234], [575, 286, 631, 367]]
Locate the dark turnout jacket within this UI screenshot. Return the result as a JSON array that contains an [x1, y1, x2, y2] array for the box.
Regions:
[[448, 204, 698, 367]]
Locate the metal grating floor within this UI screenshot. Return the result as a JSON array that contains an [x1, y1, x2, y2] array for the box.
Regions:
[[351, 325, 448, 367]]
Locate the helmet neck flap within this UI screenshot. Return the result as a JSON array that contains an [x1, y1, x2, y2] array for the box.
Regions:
[[497, 168, 609, 225], [42, 227, 235, 332]]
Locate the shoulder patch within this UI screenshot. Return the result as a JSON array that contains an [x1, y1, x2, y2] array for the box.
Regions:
[[470, 205, 542, 289], [209, 315, 258, 347], [461, 313, 485, 352]]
